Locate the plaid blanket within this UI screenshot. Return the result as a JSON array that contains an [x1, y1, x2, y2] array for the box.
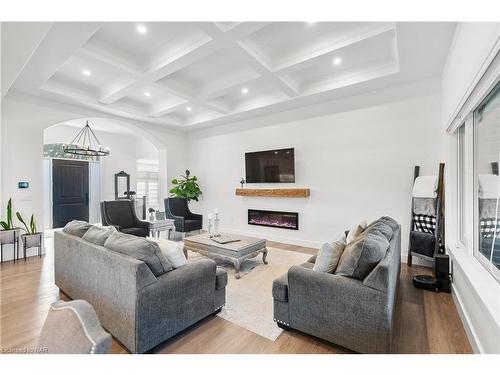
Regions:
[[413, 214, 436, 234]]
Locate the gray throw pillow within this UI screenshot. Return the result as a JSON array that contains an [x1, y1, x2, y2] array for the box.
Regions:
[[313, 232, 347, 273], [104, 231, 172, 276], [365, 221, 393, 241], [335, 231, 389, 279], [378, 216, 399, 232], [63, 220, 93, 238], [82, 225, 117, 246]]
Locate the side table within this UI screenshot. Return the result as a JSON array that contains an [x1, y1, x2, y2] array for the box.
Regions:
[[146, 219, 175, 239]]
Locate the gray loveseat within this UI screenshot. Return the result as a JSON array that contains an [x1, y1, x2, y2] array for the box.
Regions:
[[272, 218, 401, 353], [54, 230, 227, 353]]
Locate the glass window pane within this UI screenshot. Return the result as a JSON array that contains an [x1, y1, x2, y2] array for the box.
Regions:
[[474, 82, 500, 279]]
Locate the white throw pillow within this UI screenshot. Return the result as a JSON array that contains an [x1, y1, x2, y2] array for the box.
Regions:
[[313, 232, 347, 273], [147, 237, 187, 268], [346, 219, 367, 244]]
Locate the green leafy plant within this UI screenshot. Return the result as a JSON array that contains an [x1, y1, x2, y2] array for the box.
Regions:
[[169, 170, 203, 202], [0, 198, 14, 230], [16, 212, 38, 234]]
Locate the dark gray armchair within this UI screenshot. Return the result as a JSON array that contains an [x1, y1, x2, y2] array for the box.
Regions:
[[101, 200, 149, 237], [164, 198, 202, 233]]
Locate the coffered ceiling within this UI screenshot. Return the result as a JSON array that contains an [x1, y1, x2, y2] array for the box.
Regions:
[[2, 22, 456, 131]]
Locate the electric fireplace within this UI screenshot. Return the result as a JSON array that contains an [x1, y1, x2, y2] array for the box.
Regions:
[[248, 209, 299, 230]]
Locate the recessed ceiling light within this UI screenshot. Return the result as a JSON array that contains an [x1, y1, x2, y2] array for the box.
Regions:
[[82, 69, 92, 77], [241, 87, 248, 94], [144, 91, 151, 97], [186, 106, 192, 112], [333, 57, 342, 66], [136, 24, 148, 34]]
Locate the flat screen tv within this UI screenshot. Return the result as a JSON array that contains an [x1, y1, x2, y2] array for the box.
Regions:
[[245, 148, 295, 183]]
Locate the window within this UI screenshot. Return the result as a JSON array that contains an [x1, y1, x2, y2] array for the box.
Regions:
[[136, 159, 160, 211], [457, 123, 466, 245], [474, 82, 500, 280]]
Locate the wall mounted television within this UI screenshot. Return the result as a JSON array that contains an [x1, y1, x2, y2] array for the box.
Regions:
[[245, 148, 295, 183]]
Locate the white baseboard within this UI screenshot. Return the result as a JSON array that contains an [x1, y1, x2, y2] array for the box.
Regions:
[[451, 283, 482, 354]]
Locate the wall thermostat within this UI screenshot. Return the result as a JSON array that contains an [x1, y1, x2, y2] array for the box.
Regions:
[[18, 181, 29, 189]]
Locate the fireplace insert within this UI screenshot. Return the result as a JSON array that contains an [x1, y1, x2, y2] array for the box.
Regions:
[[248, 209, 299, 230]]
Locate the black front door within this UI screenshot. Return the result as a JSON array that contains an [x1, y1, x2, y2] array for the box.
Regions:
[[52, 159, 89, 228]]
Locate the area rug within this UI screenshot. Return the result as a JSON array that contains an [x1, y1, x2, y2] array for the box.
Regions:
[[187, 247, 311, 341]]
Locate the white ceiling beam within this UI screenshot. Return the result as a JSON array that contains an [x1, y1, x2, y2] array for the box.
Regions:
[[99, 38, 219, 105], [198, 22, 300, 98], [1, 22, 53, 99], [12, 22, 103, 93]]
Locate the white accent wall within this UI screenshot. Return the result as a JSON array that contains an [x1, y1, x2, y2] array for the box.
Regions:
[[187, 88, 443, 251]]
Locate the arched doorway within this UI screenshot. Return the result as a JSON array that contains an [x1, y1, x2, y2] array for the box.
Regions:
[[42, 118, 164, 231]]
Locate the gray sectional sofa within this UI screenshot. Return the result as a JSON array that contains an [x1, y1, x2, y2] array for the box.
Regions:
[[54, 228, 227, 353], [272, 217, 401, 353]]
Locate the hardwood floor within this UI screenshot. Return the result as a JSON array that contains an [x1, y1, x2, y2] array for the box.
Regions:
[[0, 239, 472, 354]]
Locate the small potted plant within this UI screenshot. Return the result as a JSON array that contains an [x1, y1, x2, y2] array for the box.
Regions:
[[0, 198, 21, 261], [16, 211, 43, 256], [169, 170, 203, 204]]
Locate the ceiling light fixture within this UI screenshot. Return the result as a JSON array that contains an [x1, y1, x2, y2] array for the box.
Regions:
[[144, 91, 151, 97], [333, 57, 342, 66], [241, 87, 248, 94], [82, 69, 92, 77], [186, 106, 192, 112], [136, 24, 148, 34], [63, 121, 110, 157]]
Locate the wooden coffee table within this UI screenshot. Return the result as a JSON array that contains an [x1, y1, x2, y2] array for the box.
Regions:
[[183, 233, 268, 279]]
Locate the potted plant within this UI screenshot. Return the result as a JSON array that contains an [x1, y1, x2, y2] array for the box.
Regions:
[[0, 198, 21, 259], [16, 211, 43, 252], [169, 170, 203, 203]]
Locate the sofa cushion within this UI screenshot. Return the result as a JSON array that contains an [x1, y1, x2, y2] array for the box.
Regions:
[[63, 220, 93, 238], [216, 267, 228, 290], [378, 216, 399, 232], [272, 273, 288, 302], [147, 237, 187, 268], [313, 232, 347, 273], [365, 221, 393, 241], [346, 219, 367, 244], [104, 232, 172, 276], [82, 225, 117, 246], [335, 231, 390, 279]]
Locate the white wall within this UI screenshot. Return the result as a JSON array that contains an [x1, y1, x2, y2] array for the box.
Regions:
[[187, 91, 443, 251], [442, 22, 500, 128], [442, 23, 500, 354]]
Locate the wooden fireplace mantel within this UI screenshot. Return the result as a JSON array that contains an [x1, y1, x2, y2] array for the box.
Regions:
[[235, 188, 310, 198]]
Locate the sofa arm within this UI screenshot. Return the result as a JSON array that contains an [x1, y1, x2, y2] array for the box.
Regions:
[[216, 267, 228, 290], [272, 273, 288, 302]]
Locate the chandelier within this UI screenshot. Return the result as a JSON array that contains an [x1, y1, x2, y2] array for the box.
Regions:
[[63, 121, 110, 157]]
